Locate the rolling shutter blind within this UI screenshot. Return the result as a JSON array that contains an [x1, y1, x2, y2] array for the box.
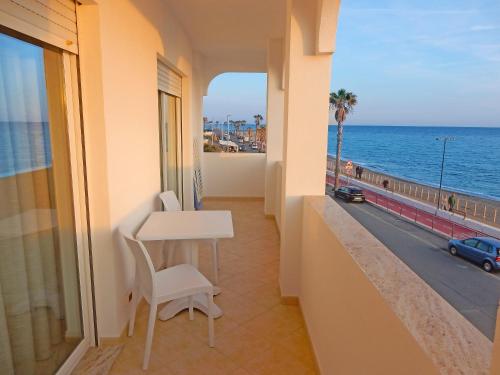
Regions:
[[158, 60, 182, 97], [0, 0, 78, 54]]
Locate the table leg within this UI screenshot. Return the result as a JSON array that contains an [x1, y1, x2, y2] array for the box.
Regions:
[[211, 239, 219, 285]]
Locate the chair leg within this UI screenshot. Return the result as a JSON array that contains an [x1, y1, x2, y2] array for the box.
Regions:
[[128, 285, 138, 336], [142, 303, 158, 370], [207, 292, 215, 347], [188, 296, 194, 321], [211, 239, 219, 285]]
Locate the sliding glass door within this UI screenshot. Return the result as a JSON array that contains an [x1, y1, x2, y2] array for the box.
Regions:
[[0, 32, 86, 374], [159, 92, 183, 206]]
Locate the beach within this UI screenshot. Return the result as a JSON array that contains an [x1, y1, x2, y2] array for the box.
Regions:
[[327, 156, 500, 228], [327, 125, 500, 201]]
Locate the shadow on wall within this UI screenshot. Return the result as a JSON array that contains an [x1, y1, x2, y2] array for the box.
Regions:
[[113, 194, 163, 309], [128, 0, 192, 71]]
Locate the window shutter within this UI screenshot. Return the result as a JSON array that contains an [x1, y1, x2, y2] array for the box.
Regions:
[[0, 0, 78, 54], [158, 60, 182, 97]]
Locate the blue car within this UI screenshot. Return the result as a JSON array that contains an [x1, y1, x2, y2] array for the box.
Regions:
[[448, 237, 500, 272]]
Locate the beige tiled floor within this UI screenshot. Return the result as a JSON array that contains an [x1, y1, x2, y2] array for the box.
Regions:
[[108, 199, 317, 374]]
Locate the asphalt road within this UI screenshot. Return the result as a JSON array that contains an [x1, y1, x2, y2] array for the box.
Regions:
[[327, 189, 500, 341]]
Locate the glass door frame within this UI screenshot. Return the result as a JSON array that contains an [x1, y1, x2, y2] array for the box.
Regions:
[[158, 91, 184, 208], [54, 50, 96, 374], [0, 26, 95, 374]]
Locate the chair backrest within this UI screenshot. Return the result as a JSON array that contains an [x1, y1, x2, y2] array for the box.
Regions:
[[159, 191, 181, 212], [119, 226, 155, 299]]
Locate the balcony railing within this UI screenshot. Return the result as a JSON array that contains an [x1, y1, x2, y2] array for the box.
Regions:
[[326, 173, 500, 241], [326, 155, 500, 228]]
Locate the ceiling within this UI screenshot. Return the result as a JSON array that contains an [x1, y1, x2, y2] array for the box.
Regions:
[[164, 0, 286, 70]]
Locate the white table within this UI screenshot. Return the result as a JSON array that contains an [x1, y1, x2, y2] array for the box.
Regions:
[[136, 210, 233, 320]]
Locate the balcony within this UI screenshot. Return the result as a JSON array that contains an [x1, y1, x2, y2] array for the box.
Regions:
[[2, 1, 499, 374], [72, 197, 498, 375], [102, 198, 317, 374]]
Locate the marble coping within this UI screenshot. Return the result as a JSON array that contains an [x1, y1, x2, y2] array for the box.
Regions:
[[304, 195, 494, 375]]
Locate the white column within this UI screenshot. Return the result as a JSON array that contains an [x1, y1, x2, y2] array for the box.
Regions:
[[264, 38, 285, 217], [280, 0, 335, 297]]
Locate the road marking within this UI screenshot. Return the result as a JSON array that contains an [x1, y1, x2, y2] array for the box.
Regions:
[[348, 202, 442, 249], [343, 200, 500, 281]]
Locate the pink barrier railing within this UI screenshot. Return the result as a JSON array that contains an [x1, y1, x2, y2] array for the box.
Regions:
[[326, 174, 499, 240]]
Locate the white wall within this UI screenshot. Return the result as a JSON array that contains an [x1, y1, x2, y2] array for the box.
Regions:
[[202, 153, 266, 198], [301, 197, 439, 374], [77, 0, 199, 338], [492, 307, 500, 374], [264, 38, 284, 216], [301, 196, 493, 374], [279, 0, 333, 297]]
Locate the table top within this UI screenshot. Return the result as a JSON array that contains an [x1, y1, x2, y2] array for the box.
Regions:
[[136, 210, 234, 241]]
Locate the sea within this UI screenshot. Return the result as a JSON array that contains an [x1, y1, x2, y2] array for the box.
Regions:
[[207, 123, 264, 132], [0, 122, 52, 178], [327, 125, 500, 201], [2, 122, 499, 201]]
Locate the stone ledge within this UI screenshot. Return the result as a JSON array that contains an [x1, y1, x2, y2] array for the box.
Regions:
[[304, 195, 493, 374]]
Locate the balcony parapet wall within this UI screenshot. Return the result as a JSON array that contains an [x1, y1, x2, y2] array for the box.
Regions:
[[300, 195, 492, 374]]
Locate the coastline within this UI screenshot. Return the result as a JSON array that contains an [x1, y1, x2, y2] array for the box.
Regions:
[[327, 155, 500, 228], [355, 161, 500, 202], [327, 125, 500, 202]]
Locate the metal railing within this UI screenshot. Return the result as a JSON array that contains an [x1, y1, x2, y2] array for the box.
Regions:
[[326, 174, 500, 241], [326, 155, 499, 227]]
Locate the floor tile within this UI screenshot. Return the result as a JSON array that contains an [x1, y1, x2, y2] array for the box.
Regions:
[[106, 199, 317, 374]]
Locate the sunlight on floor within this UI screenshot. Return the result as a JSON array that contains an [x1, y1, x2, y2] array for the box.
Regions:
[[107, 199, 317, 374]]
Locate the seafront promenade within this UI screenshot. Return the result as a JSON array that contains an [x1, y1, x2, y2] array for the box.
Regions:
[[327, 155, 500, 228]]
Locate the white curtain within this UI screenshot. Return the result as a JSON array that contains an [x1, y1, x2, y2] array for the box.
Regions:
[[0, 33, 65, 375]]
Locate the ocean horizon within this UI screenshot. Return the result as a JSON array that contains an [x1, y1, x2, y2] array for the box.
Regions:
[[335, 124, 500, 128], [327, 125, 500, 201]]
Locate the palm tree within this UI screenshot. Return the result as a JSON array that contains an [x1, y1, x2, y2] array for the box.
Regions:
[[233, 120, 241, 138], [241, 120, 246, 138], [329, 89, 358, 189], [215, 121, 220, 141], [254, 114, 263, 144], [208, 120, 214, 144]]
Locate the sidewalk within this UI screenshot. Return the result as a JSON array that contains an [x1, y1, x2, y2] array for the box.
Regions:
[[326, 171, 500, 240], [326, 156, 500, 229]]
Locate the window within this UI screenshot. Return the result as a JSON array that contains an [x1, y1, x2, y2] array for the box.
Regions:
[[476, 241, 492, 253], [463, 239, 479, 247], [158, 92, 182, 204], [157, 60, 183, 206]]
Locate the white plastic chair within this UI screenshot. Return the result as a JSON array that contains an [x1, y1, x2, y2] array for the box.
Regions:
[[120, 227, 215, 370], [159, 190, 182, 212], [159, 191, 220, 285]]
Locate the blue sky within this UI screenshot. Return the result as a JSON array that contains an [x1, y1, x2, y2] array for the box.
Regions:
[[0, 33, 48, 123], [203, 73, 267, 125], [205, 0, 500, 127]]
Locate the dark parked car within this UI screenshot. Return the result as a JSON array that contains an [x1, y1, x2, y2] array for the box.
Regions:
[[448, 237, 500, 272], [334, 186, 365, 203]]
